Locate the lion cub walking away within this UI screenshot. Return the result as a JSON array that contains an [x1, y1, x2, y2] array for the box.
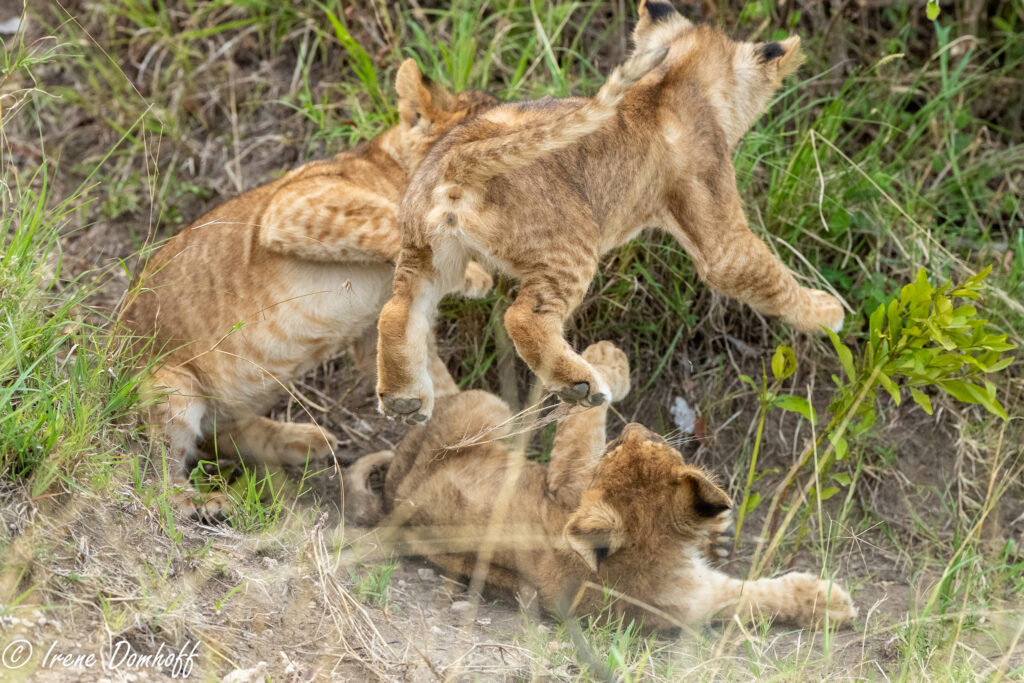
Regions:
[[120, 60, 497, 518], [376, 0, 845, 424], [349, 341, 855, 629]]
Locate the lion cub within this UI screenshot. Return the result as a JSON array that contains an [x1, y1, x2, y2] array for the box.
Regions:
[[349, 342, 855, 629], [121, 60, 497, 516], [375, 0, 845, 424]]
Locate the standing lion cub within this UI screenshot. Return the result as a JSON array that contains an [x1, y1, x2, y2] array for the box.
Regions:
[[376, 0, 845, 424], [348, 342, 855, 629], [121, 60, 497, 516]]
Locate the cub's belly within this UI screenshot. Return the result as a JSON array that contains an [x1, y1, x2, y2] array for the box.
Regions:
[[208, 261, 395, 409], [280, 260, 395, 337]]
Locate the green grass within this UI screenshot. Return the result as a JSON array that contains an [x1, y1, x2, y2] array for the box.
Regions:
[[0, 152, 142, 498], [2, 0, 1022, 679]]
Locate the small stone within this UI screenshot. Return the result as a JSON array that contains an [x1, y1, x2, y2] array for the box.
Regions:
[[451, 600, 474, 615], [417, 568, 437, 581], [262, 557, 278, 569], [221, 661, 269, 683]]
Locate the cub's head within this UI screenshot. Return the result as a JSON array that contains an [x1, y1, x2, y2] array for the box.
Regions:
[[563, 422, 731, 625], [391, 59, 498, 170], [632, 0, 805, 147]]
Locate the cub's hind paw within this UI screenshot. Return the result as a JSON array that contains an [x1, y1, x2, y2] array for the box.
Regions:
[[459, 261, 493, 299], [557, 381, 607, 408], [378, 394, 431, 425]]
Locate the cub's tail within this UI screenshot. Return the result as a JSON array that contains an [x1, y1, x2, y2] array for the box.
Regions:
[[342, 449, 395, 527], [445, 47, 668, 185]]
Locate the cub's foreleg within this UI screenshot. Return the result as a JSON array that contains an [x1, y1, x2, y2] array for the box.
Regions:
[[146, 368, 229, 521], [545, 342, 631, 506], [685, 569, 856, 627], [666, 186, 844, 333], [215, 415, 337, 466]]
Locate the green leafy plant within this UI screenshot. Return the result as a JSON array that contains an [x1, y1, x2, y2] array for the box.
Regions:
[[733, 345, 819, 542], [739, 267, 1014, 564]]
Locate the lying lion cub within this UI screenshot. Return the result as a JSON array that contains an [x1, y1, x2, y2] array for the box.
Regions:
[[376, 0, 845, 424], [120, 60, 497, 516], [348, 342, 855, 629]]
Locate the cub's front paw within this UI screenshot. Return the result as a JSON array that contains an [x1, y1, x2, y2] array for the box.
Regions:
[[791, 289, 844, 334], [703, 508, 734, 564], [784, 572, 857, 627], [581, 341, 630, 402]]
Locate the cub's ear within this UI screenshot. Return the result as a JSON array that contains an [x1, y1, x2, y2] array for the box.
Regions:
[[633, 0, 690, 52], [564, 495, 624, 573], [395, 58, 435, 126], [758, 35, 805, 79], [672, 467, 732, 520]]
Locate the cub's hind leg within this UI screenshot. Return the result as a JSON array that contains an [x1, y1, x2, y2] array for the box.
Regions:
[[146, 368, 229, 522], [503, 259, 610, 408], [376, 245, 449, 423], [216, 415, 337, 467], [352, 324, 460, 399]]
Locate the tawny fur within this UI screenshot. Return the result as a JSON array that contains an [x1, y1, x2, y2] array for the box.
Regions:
[[120, 60, 497, 515], [376, 1, 845, 423], [349, 342, 855, 629]]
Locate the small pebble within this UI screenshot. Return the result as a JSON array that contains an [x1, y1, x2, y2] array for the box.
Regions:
[[417, 567, 437, 581], [450, 600, 474, 615]]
